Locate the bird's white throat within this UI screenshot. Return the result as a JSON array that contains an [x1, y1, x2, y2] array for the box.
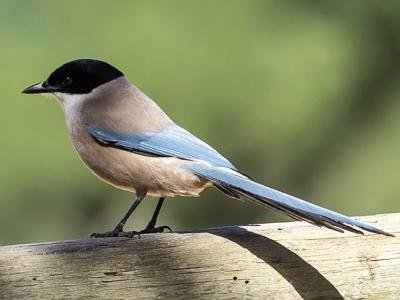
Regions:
[[54, 92, 89, 129]]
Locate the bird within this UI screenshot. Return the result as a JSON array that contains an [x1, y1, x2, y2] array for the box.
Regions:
[[22, 58, 392, 238]]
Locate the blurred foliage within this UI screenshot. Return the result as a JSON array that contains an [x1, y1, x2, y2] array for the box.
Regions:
[[0, 0, 399, 244]]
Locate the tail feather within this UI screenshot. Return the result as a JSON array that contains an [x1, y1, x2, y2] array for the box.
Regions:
[[235, 189, 363, 234], [188, 165, 393, 236]]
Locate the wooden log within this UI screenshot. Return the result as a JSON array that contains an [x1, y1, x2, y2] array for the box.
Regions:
[[0, 213, 398, 299]]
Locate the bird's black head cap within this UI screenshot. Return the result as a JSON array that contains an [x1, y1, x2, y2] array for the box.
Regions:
[[45, 59, 124, 94]]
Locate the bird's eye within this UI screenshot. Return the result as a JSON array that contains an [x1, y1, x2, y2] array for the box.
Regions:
[[62, 76, 73, 86]]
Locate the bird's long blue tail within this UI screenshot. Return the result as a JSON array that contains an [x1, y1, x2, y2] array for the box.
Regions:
[[188, 165, 392, 236]]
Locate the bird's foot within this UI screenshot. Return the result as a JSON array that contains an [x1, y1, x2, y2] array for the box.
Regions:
[[140, 225, 172, 234], [90, 229, 140, 238]]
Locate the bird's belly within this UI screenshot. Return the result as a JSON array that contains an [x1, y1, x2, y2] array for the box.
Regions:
[[71, 133, 209, 197]]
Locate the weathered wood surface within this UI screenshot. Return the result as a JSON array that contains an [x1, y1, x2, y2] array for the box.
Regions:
[[0, 213, 398, 299]]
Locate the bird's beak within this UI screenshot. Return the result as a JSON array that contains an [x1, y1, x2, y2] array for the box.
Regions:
[[22, 81, 57, 94]]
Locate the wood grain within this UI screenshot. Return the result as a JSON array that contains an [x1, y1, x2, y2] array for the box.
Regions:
[[0, 213, 398, 299]]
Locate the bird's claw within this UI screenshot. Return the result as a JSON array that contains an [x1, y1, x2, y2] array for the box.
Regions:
[[90, 230, 140, 238], [90, 225, 171, 238], [140, 225, 172, 234]]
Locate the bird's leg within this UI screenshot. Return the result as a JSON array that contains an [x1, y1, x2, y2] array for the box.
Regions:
[[140, 197, 172, 234], [91, 194, 145, 238]]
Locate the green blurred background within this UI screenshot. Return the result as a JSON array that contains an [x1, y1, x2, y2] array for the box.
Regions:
[[0, 1, 399, 245]]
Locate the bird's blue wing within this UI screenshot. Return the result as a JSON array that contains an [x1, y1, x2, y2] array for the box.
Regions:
[[87, 124, 237, 170]]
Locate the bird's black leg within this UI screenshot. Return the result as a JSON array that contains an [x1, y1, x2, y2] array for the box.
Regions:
[[140, 197, 172, 234], [91, 194, 145, 238]]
